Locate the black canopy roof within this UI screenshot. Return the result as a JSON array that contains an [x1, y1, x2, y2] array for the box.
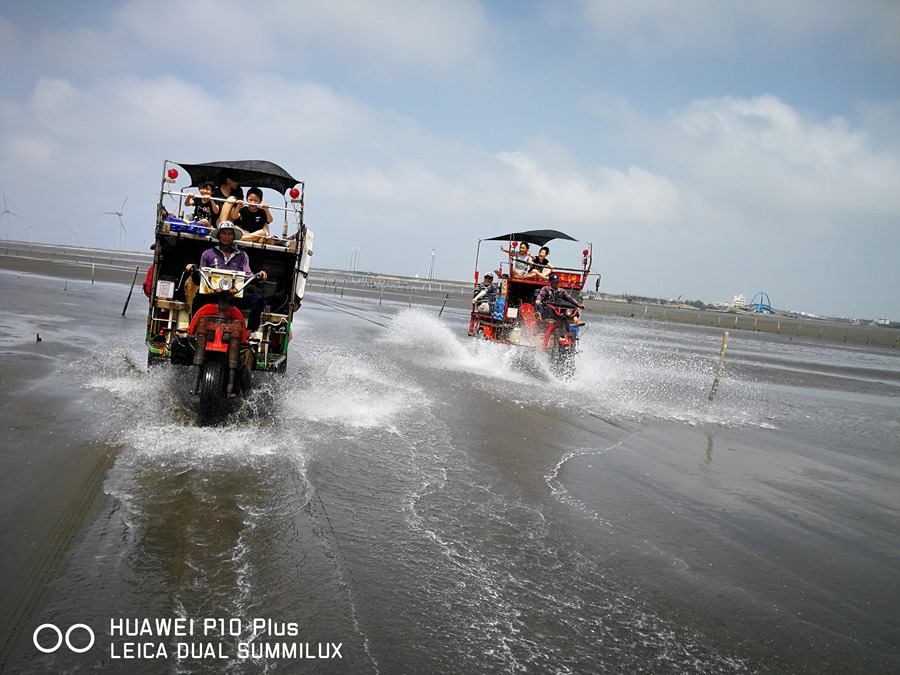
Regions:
[[174, 160, 301, 194], [483, 229, 577, 247]]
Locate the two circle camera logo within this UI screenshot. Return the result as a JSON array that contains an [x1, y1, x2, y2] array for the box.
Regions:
[[33, 623, 95, 654]]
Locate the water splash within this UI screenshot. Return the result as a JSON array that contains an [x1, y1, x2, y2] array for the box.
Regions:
[[279, 342, 428, 430], [380, 310, 772, 429], [564, 320, 772, 427]]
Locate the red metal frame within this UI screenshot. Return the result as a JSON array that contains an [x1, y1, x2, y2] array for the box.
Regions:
[[469, 235, 592, 351]]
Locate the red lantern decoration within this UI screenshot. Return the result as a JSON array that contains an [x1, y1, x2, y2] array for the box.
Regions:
[[582, 249, 589, 256], [583, 257, 588, 266], [511, 241, 518, 248], [289, 188, 300, 199], [167, 168, 178, 179]]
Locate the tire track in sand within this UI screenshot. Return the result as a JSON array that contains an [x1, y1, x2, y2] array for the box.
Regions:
[[0, 445, 116, 670]]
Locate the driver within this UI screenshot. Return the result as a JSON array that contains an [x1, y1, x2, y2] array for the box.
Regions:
[[186, 221, 268, 333], [472, 273, 498, 314], [534, 272, 584, 321]]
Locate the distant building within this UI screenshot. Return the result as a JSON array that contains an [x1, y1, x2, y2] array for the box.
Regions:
[[730, 294, 746, 307]]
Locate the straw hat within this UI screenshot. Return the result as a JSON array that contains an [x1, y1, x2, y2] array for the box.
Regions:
[[210, 221, 245, 240]]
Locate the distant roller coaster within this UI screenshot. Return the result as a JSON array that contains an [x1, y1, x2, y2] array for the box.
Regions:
[[746, 292, 775, 313]]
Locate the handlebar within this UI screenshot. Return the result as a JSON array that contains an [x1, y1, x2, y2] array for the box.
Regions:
[[540, 301, 583, 321], [544, 300, 581, 309], [192, 267, 264, 295]]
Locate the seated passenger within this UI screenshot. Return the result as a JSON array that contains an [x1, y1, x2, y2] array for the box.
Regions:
[[499, 242, 532, 278], [185, 181, 219, 226], [472, 273, 498, 314], [534, 272, 584, 321], [233, 187, 274, 243], [184, 222, 268, 333], [524, 246, 553, 280], [213, 170, 245, 224]]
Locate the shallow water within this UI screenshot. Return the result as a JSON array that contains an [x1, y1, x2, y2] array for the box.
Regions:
[[1, 270, 898, 673]]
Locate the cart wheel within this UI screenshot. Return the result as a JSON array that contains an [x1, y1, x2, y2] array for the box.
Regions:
[[198, 361, 227, 426], [548, 328, 576, 379], [147, 352, 166, 368]]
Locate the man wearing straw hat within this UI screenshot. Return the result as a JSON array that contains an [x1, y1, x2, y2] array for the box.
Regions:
[[186, 221, 268, 333]]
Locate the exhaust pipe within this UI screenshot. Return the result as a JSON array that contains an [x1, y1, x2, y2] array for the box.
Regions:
[[191, 366, 202, 395]]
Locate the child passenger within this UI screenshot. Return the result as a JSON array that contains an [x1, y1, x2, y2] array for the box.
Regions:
[[212, 170, 244, 224], [235, 188, 274, 243], [185, 181, 219, 226], [525, 246, 553, 280], [499, 242, 532, 278]]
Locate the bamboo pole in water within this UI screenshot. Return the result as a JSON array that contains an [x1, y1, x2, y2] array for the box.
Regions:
[[122, 265, 141, 316], [708, 331, 729, 401]]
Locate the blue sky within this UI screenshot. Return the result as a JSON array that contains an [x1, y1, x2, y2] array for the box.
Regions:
[[1, 0, 898, 319]]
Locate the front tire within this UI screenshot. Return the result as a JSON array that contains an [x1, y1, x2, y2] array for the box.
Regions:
[[147, 351, 166, 368], [198, 360, 227, 426], [548, 327, 576, 379]]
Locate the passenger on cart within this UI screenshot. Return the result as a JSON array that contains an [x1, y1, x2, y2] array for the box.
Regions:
[[499, 242, 533, 278], [185, 181, 219, 226], [472, 273, 498, 314], [212, 169, 245, 224], [230, 187, 275, 243], [524, 246, 553, 280]]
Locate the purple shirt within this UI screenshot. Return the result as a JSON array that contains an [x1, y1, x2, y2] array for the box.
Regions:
[[199, 246, 253, 274], [536, 285, 579, 306]]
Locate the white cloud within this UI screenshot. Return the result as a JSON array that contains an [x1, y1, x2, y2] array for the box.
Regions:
[[0, 17, 17, 68], [3, 0, 493, 86], [665, 95, 900, 225], [107, 0, 491, 76], [281, 0, 491, 71], [494, 150, 680, 224], [1, 2, 898, 316], [577, 0, 900, 61], [3, 134, 57, 172]]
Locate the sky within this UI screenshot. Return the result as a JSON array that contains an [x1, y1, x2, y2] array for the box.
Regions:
[[1, 0, 899, 319]]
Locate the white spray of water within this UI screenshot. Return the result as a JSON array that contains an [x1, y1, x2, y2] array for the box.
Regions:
[[64, 307, 753, 674], [278, 342, 428, 430], [380, 309, 772, 429]]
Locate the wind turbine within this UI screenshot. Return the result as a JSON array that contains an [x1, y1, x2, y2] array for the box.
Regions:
[[103, 196, 128, 250], [1, 194, 21, 240]]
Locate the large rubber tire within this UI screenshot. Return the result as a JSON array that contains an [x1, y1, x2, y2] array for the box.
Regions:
[[198, 361, 227, 427], [147, 351, 166, 368], [548, 327, 576, 379]]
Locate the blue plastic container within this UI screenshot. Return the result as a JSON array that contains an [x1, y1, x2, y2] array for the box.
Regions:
[[493, 296, 506, 321], [166, 217, 211, 236]]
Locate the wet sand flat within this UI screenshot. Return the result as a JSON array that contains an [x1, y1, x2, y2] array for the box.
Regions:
[[558, 422, 900, 671], [1, 264, 899, 673]]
